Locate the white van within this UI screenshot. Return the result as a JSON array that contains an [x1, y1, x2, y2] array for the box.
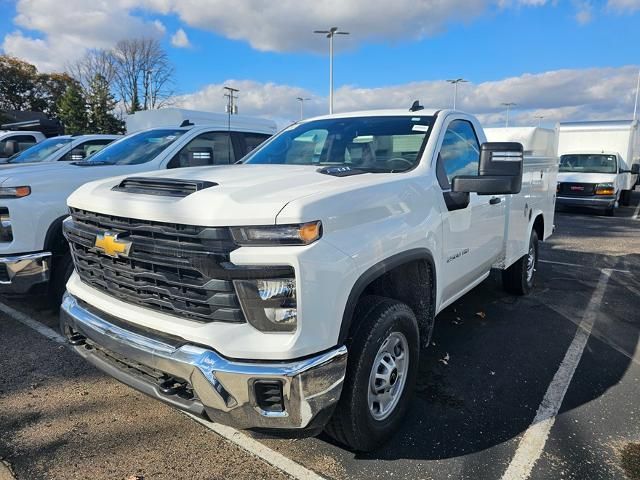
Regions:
[[556, 120, 640, 215]]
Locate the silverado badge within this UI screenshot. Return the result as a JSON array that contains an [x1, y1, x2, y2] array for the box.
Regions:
[[94, 231, 132, 258]]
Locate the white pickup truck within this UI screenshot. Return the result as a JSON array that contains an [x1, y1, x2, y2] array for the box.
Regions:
[[0, 120, 274, 304], [61, 108, 558, 451], [1, 134, 120, 167], [0, 130, 46, 161]]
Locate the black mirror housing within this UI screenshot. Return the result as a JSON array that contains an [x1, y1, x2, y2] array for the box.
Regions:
[[452, 142, 524, 195], [632, 164, 640, 175]]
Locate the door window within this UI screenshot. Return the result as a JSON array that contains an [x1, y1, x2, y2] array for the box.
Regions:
[[168, 132, 234, 168], [62, 139, 116, 161], [242, 133, 271, 155], [437, 120, 480, 188], [0, 135, 38, 158]]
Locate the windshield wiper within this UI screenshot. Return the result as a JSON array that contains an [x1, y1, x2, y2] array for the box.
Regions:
[[71, 160, 113, 166]]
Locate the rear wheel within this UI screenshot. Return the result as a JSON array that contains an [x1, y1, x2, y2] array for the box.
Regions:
[[325, 296, 419, 452], [502, 229, 539, 295]]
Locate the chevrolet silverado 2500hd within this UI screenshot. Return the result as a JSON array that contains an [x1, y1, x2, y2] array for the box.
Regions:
[[61, 108, 558, 451], [0, 120, 274, 303]]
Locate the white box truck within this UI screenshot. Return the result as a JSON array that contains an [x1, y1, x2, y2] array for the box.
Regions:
[[556, 120, 640, 215], [61, 108, 558, 451]]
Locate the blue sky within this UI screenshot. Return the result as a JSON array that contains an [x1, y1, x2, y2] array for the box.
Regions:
[[1, 0, 639, 124]]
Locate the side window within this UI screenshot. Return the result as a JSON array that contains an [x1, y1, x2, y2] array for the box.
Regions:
[[437, 120, 480, 188], [62, 139, 115, 161], [242, 133, 271, 156], [167, 132, 234, 168]]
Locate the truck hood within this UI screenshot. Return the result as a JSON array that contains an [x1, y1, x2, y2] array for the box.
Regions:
[[557, 172, 617, 184], [67, 164, 385, 226]]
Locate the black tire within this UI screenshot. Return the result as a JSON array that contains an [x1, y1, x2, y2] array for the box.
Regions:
[[620, 190, 631, 207], [502, 229, 539, 295], [47, 252, 74, 308], [324, 296, 419, 452], [605, 205, 615, 217]]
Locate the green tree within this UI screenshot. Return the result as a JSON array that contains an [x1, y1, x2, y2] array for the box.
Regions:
[[0, 55, 38, 111], [87, 74, 124, 134], [35, 73, 78, 117], [57, 83, 88, 134]]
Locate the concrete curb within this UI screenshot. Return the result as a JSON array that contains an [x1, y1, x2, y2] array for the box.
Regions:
[[0, 459, 16, 480]]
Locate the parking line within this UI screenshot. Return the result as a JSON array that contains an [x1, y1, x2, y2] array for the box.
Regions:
[[633, 201, 640, 220], [185, 413, 325, 480], [0, 300, 325, 480], [539, 259, 629, 273], [0, 301, 66, 344], [501, 269, 612, 480]]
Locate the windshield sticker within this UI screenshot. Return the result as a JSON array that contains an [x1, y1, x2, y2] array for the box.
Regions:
[[411, 117, 422, 122], [412, 125, 430, 132]]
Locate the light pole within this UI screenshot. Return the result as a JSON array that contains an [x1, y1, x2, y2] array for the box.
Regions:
[[446, 78, 467, 110], [223, 86, 239, 162], [535, 115, 544, 127], [296, 97, 311, 120], [314, 27, 349, 114], [502, 102, 516, 127], [634, 68, 640, 121]]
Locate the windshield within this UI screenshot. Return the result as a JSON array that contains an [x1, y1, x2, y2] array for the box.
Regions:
[[560, 154, 617, 174], [83, 129, 186, 165], [243, 116, 434, 172], [8, 137, 72, 164]]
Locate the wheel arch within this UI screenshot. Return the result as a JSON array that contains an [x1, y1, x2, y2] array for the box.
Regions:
[[44, 214, 70, 256], [339, 248, 437, 350]]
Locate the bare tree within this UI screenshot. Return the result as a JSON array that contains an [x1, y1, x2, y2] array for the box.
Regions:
[[66, 49, 117, 94], [110, 38, 174, 113]]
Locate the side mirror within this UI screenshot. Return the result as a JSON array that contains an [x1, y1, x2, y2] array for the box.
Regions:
[[632, 164, 640, 175], [3, 140, 18, 157], [452, 142, 523, 195]]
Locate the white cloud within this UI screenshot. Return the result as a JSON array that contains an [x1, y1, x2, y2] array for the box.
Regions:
[[2, 0, 549, 71], [607, 0, 640, 11], [174, 66, 640, 127], [574, 1, 593, 23], [1, 0, 165, 71], [170, 28, 191, 48]]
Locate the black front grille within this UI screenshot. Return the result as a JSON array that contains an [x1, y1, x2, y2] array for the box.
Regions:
[[558, 182, 596, 197], [64, 208, 244, 323]]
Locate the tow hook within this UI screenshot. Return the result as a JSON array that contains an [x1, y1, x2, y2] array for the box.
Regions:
[[158, 378, 186, 395], [68, 332, 87, 346]]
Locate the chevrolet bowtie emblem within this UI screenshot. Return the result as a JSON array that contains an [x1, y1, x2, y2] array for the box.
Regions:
[[94, 231, 132, 258]]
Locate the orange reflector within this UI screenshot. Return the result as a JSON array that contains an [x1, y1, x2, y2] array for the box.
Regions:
[[298, 222, 321, 244], [594, 187, 614, 195], [15, 186, 31, 197]]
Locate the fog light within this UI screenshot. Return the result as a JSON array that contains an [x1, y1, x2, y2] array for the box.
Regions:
[[234, 277, 297, 332], [0, 208, 12, 242]]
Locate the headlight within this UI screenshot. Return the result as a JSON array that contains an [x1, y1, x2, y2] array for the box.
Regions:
[[594, 183, 614, 195], [0, 208, 12, 242], [234, 277, 297, 332], [0, 186, 31, 198], [230, 221, 322, 246]]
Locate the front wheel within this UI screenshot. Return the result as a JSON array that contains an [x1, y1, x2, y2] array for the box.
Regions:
[[324, 296, 419, 452], [48, 251, 74, 308], [502, 229, 539, 295], [620, 190, 632, 207]]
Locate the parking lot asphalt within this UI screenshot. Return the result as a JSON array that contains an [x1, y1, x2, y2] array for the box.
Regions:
[[0, 191, 639, 480]]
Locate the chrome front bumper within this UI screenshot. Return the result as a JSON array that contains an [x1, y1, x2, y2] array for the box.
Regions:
[[556, 195, 616, 208], [60, 293, 348, 433], [0, 252, 51, 294]]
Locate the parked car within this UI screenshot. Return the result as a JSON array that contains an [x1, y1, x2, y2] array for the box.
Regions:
[[60, 108, 558, 451], [0, 118, 275, 304], [0, 130, 46, 161], [556, 120, 640, 216], [2, 134, 121, 166]]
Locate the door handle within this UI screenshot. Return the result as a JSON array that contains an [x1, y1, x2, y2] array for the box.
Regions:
[[489, 197, 501, 205]]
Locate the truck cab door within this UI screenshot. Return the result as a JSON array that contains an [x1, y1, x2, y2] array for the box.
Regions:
[[436, 119, 506, 304]]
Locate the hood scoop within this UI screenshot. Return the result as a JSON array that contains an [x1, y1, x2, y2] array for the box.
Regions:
[[112, 177, 218, 198], [316, 166, 365, 177]]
